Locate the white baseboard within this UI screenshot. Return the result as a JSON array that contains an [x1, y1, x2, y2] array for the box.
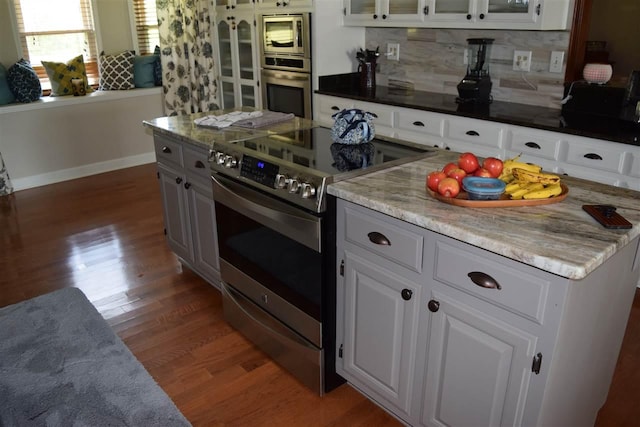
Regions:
[[11, 152, 157, 191]]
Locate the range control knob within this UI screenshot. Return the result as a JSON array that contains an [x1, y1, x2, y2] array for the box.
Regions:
[[215, 152, 226, 165], [275, 173, 289, 189], [288, 178, 300, 194], [224, 155, 238, 168], [300, 183, 316, 199]]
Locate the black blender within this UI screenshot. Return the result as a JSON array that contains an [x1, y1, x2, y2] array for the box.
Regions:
[[457, 38, 494, 104]]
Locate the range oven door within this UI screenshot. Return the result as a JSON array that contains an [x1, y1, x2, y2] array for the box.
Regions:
[[261, 68, 312, 119], [212, 173, 327, 392]]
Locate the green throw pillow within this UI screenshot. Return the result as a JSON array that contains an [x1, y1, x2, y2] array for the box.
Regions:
[[133, 55, 158, 88], [41, 55, 93, 97], [0, 63, 16, 105]]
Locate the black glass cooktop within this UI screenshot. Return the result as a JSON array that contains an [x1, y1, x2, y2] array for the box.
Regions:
[[235, 126, 429, 176]]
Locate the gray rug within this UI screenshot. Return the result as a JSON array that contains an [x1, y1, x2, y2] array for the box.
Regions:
[[0, 287, 191, 426]]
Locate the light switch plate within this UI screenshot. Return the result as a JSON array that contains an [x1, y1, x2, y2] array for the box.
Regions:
[[550, 51, 564, 73]]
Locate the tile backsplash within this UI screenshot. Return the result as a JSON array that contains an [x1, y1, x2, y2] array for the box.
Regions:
[[365, 27, 570, 110]]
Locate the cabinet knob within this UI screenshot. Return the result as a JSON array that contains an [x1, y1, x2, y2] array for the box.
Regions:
[[467, 271, 502, 290], [382, 14, 387, 19], [195, 160, 205, 169], [479, 13, 485, 19], [162, 146, 172, 154], [423, 6, 429, 15], [373, 14, 378, 19], [428, 300, 440, 312], [466, 14, 472, 20], [401, 289, 413, 301], [184, 182, 191, 190], [367, 231, 391, 246], [175, 177, 183, 184], [525, 142, 541, 149]]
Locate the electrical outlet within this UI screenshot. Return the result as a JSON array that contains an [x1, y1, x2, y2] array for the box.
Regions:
[[550, 51, 564, 73], [387, 43, 400, 61], [513, 50, 532, 72]]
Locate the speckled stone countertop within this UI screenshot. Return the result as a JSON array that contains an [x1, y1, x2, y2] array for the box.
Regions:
[[143, 108, 318, 150], [317, 73, 640, 146], [328, 150, 640, 280]]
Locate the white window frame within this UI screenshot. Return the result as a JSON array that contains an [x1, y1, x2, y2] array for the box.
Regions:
[[128, 0, 159, 55]]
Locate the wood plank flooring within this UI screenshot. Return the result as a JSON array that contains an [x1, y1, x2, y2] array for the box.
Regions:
[[1, 163, 638, 427]]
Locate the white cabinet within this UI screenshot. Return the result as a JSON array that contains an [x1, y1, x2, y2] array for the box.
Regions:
[[352, 99, 396, 138], [256, 0, 313, 11], [343, 0, 427, 26], [215, 12, 260, 109], [343, 0, 571, 29], [442, 115, 504, 157], [214, 0, 256, 12], [155, 134, 221, 288], [315, 95, 354, 127], [394, 106, 446, 147]]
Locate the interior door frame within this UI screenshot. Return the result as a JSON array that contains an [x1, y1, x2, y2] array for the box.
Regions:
[[566, 0, 592, 82]]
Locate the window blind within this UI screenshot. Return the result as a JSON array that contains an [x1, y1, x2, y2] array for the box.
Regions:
[[132, 0, 159, 55], [12, 0, 99, 87]]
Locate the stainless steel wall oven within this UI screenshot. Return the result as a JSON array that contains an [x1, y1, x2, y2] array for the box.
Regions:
[[210, 127, 434, 394], [260, 13, 312, 119]]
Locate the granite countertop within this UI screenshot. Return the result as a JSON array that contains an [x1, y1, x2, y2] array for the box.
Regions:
[[327, 149, 640, 280], [143, 108, 319, 150], [317, 73, 640, 146]]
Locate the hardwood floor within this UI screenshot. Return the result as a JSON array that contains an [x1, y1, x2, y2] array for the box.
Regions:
[[1, 163, 638, 426]]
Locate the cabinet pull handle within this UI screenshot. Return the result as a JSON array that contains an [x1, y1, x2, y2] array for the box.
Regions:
[[331, 105, 340, 111], [584, 153, 603, 160], [162, 146, 172, 154], [423, 5, 429, 15], [525, 142, 541, 149], [401, 289, 413, 301], [195, 160, 205, 169], [175, 177, 183, 184], [412, 121, 425, 127], [367, 231, 391, 246], [465, 130, 480, 136], [428, 300, 440, 313], [184, 182, 191, 190], [532, 352, 543, 374], [467, 271, 502, 290]]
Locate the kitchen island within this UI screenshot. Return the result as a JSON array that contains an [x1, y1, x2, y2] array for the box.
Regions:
[[329, 149, 639, 426]]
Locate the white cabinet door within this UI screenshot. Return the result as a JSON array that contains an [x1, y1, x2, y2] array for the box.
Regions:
[[216, 12, 260, 109], [187, 178, 221, 287], [344, 0, 427, 26], [340, 250, 421, 421], [353, 99, 396, 138], [422, 288, 537, 427], [314, 94, 354, 127], [157, 163, 193, 262]]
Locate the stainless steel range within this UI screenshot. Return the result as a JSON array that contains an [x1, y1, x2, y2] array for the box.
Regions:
[[210, 126, 434, 394]]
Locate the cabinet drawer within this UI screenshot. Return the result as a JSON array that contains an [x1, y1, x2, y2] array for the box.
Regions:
[[154, 135, 183, 167], [353, 101, 395, 128], [446, 118, 504, 148], [316, 95, 353, 117], [396, 108, 444, 138], [565, 140, 625, 173], [344, 204, 424, 274], [432, 239, 550, 324], [183, 146, 211, 181], [507, 129, 564, 161]]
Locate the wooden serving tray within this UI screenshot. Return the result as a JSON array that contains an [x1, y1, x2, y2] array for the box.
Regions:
[[426, 183, 569, 208]]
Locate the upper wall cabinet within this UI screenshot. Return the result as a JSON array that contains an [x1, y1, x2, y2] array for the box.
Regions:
[[342, 0, 571, 30], [257, 0, 313, 12], [343, 0, 428, 26], [214, 0, 256, 12]]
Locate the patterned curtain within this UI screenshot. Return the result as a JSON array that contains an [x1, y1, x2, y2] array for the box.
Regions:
[[156, 0, 218, 116], [0, 152, 13, 196]]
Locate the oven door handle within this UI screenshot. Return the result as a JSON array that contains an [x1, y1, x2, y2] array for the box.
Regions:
[[212, 174, 322, 252], [264, 70, 310, 82]]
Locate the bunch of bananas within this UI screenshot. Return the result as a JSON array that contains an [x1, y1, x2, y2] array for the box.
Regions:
[[499, 155, 563, 200]]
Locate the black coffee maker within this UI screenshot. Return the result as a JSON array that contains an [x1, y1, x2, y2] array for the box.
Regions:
[[457, 38, 494, 104]]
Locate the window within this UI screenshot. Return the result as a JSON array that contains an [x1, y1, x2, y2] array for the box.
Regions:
[[130, 0, 159, 55], [11, 0, 100, 88]]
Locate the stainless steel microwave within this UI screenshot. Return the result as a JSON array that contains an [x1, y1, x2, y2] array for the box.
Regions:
[[261, 13, 310, 57]]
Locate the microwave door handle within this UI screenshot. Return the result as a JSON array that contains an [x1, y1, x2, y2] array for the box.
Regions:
[[296, 20, 302, 48]]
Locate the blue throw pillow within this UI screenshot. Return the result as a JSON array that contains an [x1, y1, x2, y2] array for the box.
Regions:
[[0, 63, 16, 105], [133, 55, 158, 88], [7, 59, 42, 103], [153, 46, 162, 86]]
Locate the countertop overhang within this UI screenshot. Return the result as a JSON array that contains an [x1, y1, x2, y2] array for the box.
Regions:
[[328, 150, 640, 280]]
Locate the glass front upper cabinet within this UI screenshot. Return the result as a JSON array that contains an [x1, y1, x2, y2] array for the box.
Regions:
[[428, 0, 536, 24], [344, 0, 425, 24]]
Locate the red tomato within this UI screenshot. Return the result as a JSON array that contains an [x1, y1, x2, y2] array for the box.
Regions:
[[437, 177, 460, 198], [482, 157, 504, 178], [473, 168, 493, 178], [447, 167, 467, 186], [458, 152, 480, 174], [442, 162, 458, 175], [427, 170, 447, 192]]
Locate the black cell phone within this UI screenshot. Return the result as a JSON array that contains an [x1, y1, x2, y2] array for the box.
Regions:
[[582, 205, 632, 229]]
